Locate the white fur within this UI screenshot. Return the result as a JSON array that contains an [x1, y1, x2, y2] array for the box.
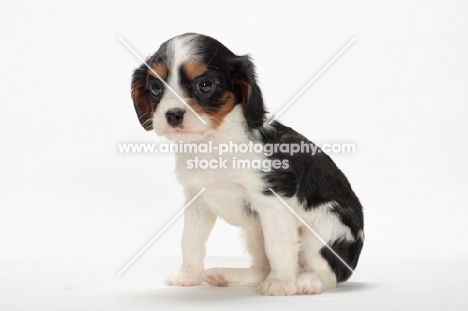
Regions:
[[158, 45, 354, 295], [160, 105, 353, 295], [153, 35, 213, 142]]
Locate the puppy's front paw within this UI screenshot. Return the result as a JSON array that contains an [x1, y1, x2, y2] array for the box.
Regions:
[[202, 268, 228, 287], [164, 272, 201, 286], [258, 279, 296, 296]]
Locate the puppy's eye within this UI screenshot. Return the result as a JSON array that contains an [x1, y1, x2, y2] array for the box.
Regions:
[[197, 79, 213, 94], [150, 82, 163, 96]]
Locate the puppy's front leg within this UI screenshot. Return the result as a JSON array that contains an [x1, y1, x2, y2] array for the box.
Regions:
[[256, 198, 299, 295], [165, 194, 216, 286]]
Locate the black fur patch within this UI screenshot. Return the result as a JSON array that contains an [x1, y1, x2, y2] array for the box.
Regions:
[[320, 238, 364, 282], [260, 121, 364, 239], [243, 200, 258, 217], [189, 34, 266, 126]]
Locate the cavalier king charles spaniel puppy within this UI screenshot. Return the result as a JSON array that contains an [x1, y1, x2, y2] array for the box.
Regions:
[[130, 33, 364, 295]]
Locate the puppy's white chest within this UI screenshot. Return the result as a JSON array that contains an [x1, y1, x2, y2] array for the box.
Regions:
[[175, 151, 255, 226], [175, 150, 243, 188]]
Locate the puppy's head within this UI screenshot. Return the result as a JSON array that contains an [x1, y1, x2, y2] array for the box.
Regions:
[[131, 33, 265, 141]]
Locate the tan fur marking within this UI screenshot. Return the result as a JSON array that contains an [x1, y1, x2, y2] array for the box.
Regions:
[[131, 82, 153, 130], [209, 91, 236, 129], [233, 77, 252, 109], [183, 62, 207, 80], [150, 62, 168, 80]]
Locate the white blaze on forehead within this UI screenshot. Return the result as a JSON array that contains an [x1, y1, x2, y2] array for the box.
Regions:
[[166, 34, 201, 98]]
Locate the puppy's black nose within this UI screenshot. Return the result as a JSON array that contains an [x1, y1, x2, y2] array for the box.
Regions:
[[165, 108, 185, 127]]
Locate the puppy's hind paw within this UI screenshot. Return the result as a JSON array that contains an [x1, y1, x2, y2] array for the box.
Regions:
[[202, 268, 228, 287], [296, 272, 323, 295]]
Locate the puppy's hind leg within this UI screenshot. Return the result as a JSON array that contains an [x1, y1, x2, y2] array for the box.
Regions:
[[296, 256, 337, 295], [203, 225, 269, 287], [296, 227, 337, 295]]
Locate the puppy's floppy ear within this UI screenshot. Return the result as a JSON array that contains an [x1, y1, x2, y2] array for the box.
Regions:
[[131, 63, 153, 131], [231, 55, 266, 128]]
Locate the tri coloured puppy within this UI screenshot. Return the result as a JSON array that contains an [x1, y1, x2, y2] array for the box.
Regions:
[[130, 33, 364, 295]]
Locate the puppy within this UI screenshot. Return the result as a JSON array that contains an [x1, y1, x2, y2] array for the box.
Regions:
[[130, 33, 364, 295]]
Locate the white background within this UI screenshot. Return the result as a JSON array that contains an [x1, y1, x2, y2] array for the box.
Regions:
[[1, 0, 468, 267]]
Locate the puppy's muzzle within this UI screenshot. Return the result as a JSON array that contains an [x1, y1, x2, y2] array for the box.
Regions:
[[166, 108, 186, 127]]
